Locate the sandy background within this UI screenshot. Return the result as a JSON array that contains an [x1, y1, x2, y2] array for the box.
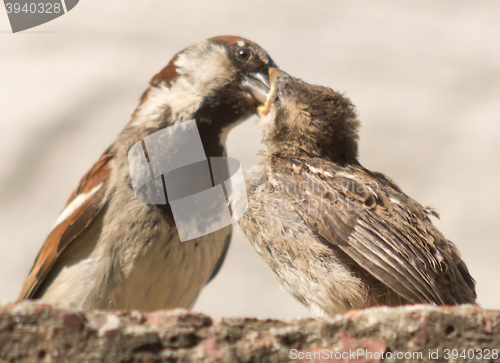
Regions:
[[1, 1, 499, 318]]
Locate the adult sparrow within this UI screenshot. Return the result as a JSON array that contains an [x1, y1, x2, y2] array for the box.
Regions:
[[18, 36, 275, 311], [237, 68, 476, 316]]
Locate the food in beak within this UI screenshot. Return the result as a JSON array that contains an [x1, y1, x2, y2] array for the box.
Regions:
[[257, 67, 282, 116]]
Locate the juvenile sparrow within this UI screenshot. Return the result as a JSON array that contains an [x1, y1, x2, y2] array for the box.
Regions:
[[238, 68, 476, 316], [18, 36, 275, 311]]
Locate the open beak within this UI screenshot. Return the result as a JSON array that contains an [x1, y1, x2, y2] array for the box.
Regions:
[[256, 67, 282, 116], [242, 71, 271, 105]]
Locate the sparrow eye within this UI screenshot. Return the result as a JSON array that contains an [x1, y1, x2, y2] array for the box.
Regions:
[[236, 47, 252, 61]]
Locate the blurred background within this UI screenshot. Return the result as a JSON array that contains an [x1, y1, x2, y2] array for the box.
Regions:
[[1, 1, 499, 318]]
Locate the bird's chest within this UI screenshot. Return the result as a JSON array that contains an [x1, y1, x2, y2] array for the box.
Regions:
[[102, 200, 230, 311], [242, 183, 368, 315]]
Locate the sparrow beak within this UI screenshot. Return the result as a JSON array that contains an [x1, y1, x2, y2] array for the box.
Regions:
[[257, 67, 282, 116], [242, 71, 271, 105]]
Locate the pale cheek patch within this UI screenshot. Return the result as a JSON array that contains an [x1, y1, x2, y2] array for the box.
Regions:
[[131, 42, 232, 128], [175, 43, 233, 90], [131, 80, 204, 128], [53, 184, 102, 228]]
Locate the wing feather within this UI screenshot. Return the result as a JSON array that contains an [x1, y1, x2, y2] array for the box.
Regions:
[[276, 159, 476, 305], [18, 149, 113, 300]]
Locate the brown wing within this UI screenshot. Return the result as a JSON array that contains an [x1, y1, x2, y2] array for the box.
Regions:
[[18, 148, 114, 300], [275, 158, 476, 305]]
